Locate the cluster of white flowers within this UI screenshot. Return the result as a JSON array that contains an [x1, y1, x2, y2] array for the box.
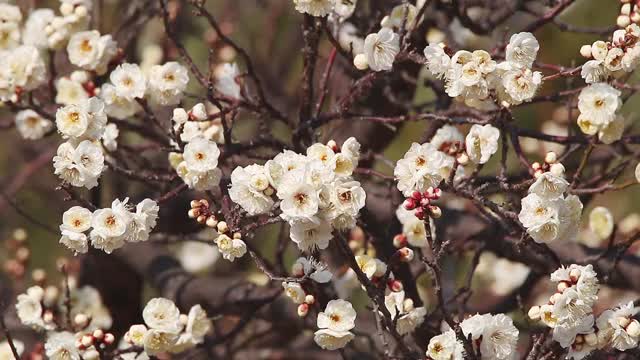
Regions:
[[17, 284, 111, 332], [229, 138, 363, 252], [124, 298, 211, 356], [314, 299, 357, 350], [518, 165, 582, 244], [580, 24, 640, 83], [394, 123, 499, 198], [169, 136, 222, 191], [424, 32, 542, 108], [0, 44, 47, 103], [576, 83, 624, 144], [528, 264, 634, 359], [214, 229, 247, 262], [427, 313, 519, 360], [172, 103, 224, 144], [58, 198, 158, 254]]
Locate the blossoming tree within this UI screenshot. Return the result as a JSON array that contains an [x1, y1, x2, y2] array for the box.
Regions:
[[2, 0, 640, 359]]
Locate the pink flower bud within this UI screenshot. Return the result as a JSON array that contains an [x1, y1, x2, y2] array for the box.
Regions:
[[297, 303, 309, 317], [397, 247, 414, 262], [403, 198, 416, 210], [411, 191, 422, 200], [414, 207, 425, 220], [388, 279, 403, 292], [104, 333, 115, 345], [393, 234, 407, 248], [419, 197, 430, 207]]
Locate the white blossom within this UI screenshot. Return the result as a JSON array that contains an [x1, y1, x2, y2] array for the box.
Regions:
[[394, 142, 453, 196], [363, 28, 399, 72], [426, 330, 464, 360], [505, 32, 539, 69], [215, 234, 247, 262], [294, 0, 334, 17], [596, 301, 640, 351], [465, 124, 500, 164], [215, 62, 242, 99], [110, 63, 146, 100], [147, 62, 189, 106], [67, 30, 117, 74], [45, 332, 80, 360], [229, 164, 275, 216], [15, 109, 53, 140], [143, 298, 182, 334]]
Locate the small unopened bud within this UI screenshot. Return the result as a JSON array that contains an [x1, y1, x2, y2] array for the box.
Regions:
[[199, 199, 209, 208], [388, 279, 403, 292], [549, 292, 562, 305], [544, 152, 557, 164], [83, 350, 100, 360], [403, 198, 416, 210], [411, 191, 422, 200], [16, 247, 30, 262], [104, 333, 115, 345], [264, 187, 274, 196], [456, 153, 469, 165], [419, 197, 431, 207], [291, 262, 305, 277], [393, 234, 407, 248], [190, 103, 208, 121], [626, 320, 640, 337], [93, 329, 104, 340], [403, 298, 414, 312], [531, 162, 541, 170], [188, 209, 199, 219], [233, 232, 242, 239], [618, 15, 632, 28], [398, 247, 414, 262], [528, 305, 541, 320], [414, 207, 425, 220], [32, 269, 47, 283], [196, 215, 207, 224], [74, 313, 89, 328], [353, 54, 369, 70], [297, 303, 309, 317], [179, 314, 189, 326], [557, 281, 570, 293], [13, 229, 28, 242], [429, 205, 442, 219], [60, 2, 74, 15], [327, 140, 338, 152], [42, 310, 53, 324], [569, 268, 581, 283], [190, 200, 200, 208], [580, 45, 593, 58], [304, 294, 315, 304], [618, 316, 632, 329], [534, 169, 544, 178], [206, 216, 218, 228], [584, 332, 598, 346], [217, 221, 228, 234], [631, 11, 640, 23], [81, 335, 93, 347], [75, 5, 88, 17], [622, 3, 632, 16], [550, 163, 565, 177]]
